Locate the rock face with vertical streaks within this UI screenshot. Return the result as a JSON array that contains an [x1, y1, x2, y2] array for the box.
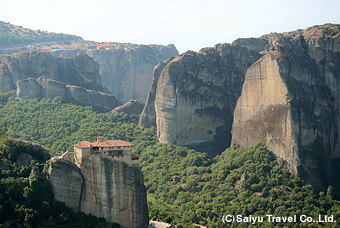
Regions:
[[49, 153, 148, 228], [49, 157, 83, 212], [231, 24, 340, 190], [0, 50, 107, 93], [140, 23, 340, 190], [89, 44, 178, 103], [232, 52, 300, 176], [140, 44, 261, 154], [50, 44, 179, 103], [16, 76, 121, 109]]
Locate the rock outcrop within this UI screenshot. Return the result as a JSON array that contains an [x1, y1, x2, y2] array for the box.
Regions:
[[16, 76, 121, 109], [139, 57, 175, 128], [16, 153, 34, 166], [49, 157, 84, 212], [50, 44, 179, 103], [140, 44, 261, 154], [0, 50, 107, 93], [140, 24, 340, 189], [111, 100, 145, 115], [8, 137, 51, 161], [231, 24, 340, 190], [49, 154, 148, 228]]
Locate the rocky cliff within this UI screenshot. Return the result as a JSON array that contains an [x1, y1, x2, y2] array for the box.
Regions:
[[140, 24, 340, 189], [49, 154, 148, 228], [16, 76, 121, 109], [232, 24, 340, 189], [140, 44, 261, 153], [50, 44, 179, 103], [0, 50, 107, 93], [49, 157, 84, 212], [139, 57, 175, 129]]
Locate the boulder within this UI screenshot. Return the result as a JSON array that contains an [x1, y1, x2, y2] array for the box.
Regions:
[[111, 100, 145, 115], [16, 153, 33, 166]]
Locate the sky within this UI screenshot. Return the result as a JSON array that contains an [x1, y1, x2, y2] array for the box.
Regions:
[[1, 0, 339, 54]]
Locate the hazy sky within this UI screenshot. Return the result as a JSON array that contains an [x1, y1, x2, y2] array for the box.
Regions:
[[1, 0, 339, 53]]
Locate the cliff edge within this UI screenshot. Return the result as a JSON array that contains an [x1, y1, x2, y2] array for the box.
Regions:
[[0, 50, 107, 93], [139, 24, 340, 189], [232, 24, 340, 190], [49, 153, 148, 228], [50, 44, 179, 103], [140, 44, 261, 154], [16, 76, 121, 109]]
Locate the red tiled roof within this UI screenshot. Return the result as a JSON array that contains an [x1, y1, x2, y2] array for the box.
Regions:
[[131, 154, 139, 159], [74, 141, 92, 148], [74, 139, 132, 148]]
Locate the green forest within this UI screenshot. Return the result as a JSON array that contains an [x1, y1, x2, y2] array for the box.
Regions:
[[0, 21, 81, 48], [0, 91, 340, 227], [0, 130, 115, 227]]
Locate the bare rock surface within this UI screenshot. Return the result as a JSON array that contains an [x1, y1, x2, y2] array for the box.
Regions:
[[16, 76, 121, 109], [51, 44, 179, 103], [140, 24, 340, 189], [0, 50, 107, 93], [232, 24, 340, 190], [49, 154, 148, 228], [16, 153, 33, 166], [140, 44, 261, 154], [111, 100, 145, 115], [49, 157, 83, 212]]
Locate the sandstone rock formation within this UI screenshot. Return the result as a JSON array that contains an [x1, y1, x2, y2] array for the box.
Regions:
[[140, 44, 261, 154], [111, 100, 145, 115], [0, 50, 107, 93], [231, 24, 340, 190], [16, 76, 121, 109], [8, 137, 51, 161], [140, 24, 340, 189], [16, 78, 41, 99], [16, 153, 33, 166], [50, 44, 179, 103], [49, 154, 148, 228], [139, 57, 175, 128], [49, 157, 84, 212]]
